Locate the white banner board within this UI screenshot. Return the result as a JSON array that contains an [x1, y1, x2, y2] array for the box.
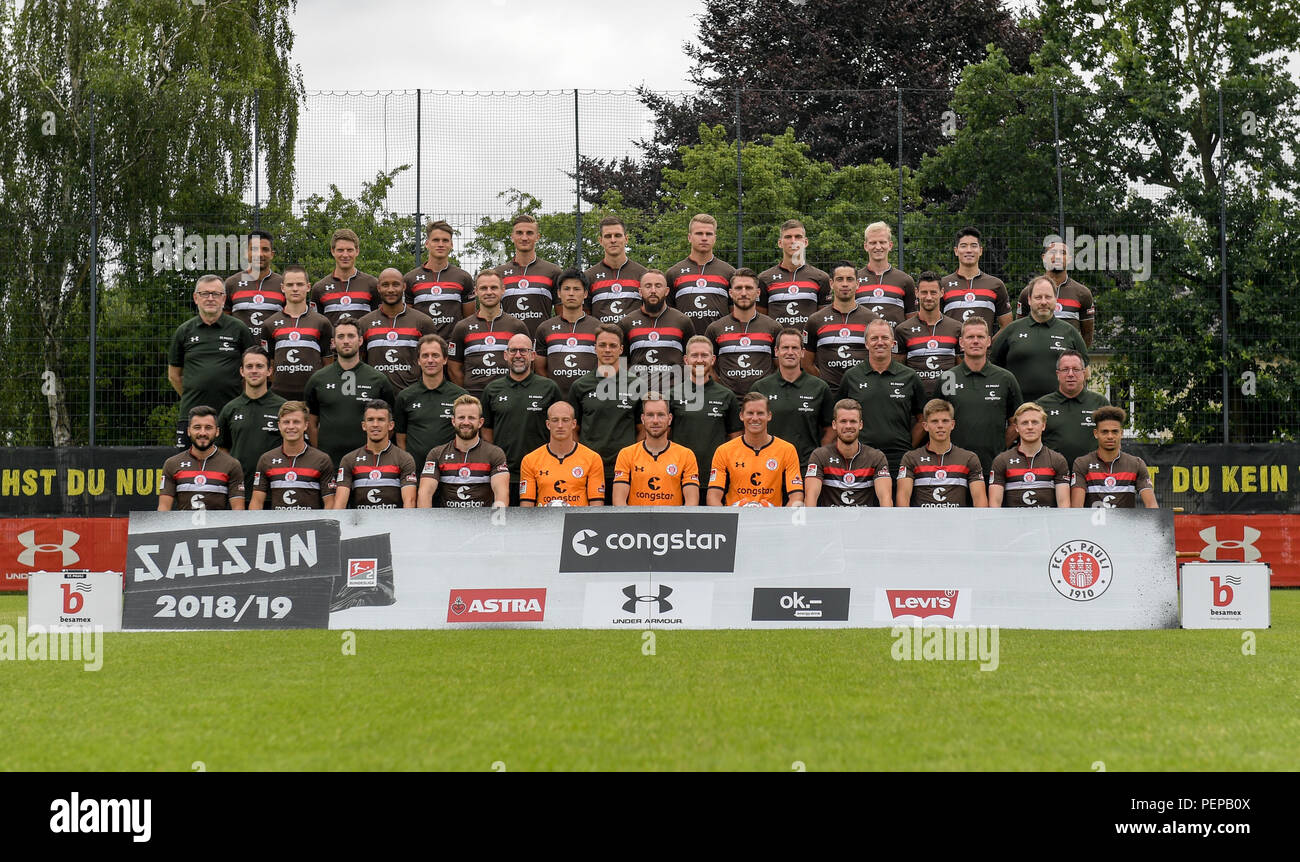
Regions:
[[123, 508, 1178, 631], [1179, 562, 1271, 629]]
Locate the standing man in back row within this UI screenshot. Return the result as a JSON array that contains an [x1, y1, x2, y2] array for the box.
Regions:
[[357, 267, 437, 391], [758, 219, 829, 331], [941, 226, 1011, 335], [497, 214, 563, 336], [311, 228, 379, 327], [405, 219, 476, 340], [585, 216, 647, 325], [1018, 237, 1095, 347], [856, 222, 915, 327], [265, 265, 333, 402], [225, 229, 283, 347], [668, 213, 735, 335]]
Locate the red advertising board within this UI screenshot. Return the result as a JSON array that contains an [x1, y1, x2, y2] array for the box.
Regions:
[[0, 518, 129, 592], [1175, 514, 1300, 587]]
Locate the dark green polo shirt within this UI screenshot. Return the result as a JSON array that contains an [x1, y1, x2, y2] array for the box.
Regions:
[[218, 390, 286, 482], [943, 360, 1024, 473], [837, 360, 927, 467], [168, 314, 255, 415], [670, 379, 741, 482], [303, 361, 397, 466], [395, 377, 469, 469], [568, 370, 640, 479], [1039, 388, 1110, 466], [750, 371, 835, 467], [990, 316, 1088, 402], [482, 372, 562, 481]]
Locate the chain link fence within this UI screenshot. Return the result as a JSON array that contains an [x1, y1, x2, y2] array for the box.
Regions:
[[1, 87, 1293, 446]]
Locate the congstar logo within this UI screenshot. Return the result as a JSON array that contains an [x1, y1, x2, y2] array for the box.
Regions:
[[559, 512, 739, 573]]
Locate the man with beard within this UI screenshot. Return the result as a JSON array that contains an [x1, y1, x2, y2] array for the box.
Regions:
[[533, 269, 600, 396], [159, 406, 246, 510], [988, 402, 1072, 508], [804, 399, 893, 507], [304, 317, 397, 466], [1017, 237, 1095, 346], [265, 265, 333, 401], [619, 269, 692, 384], [705, 268, 782, 395], [668, 213, 736, 335], [991, 276, 1089, 403], [893, 271, 962, 397], [482, 333, 562, 505], [357, 267, 437, 391], [248, 401, 336, 510], [332, 400, 418, 509], [612, 395, 700, 506], [417, 394, 510, 508], [395, 333, 467, 469], [217, 346, 285, 483], [805, 260, 879, 388]]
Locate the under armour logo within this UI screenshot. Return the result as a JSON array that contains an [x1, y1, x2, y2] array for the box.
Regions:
[[622, 584, 673, 614], [17, 529, 80, 567], [1198, 526, 1262, 562]]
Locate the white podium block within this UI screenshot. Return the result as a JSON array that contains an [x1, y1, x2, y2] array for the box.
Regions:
[[27, 571, 123, 632], [1179, 562, 1270, 629]]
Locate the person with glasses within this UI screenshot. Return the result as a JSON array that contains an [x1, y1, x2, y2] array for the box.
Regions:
[[167, 274, 256, 447], [481, 333, 562, 505], [1038, 350, 1110, 466]]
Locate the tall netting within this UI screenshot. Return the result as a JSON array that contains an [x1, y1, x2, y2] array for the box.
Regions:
[[2, 84, 1295, 446]]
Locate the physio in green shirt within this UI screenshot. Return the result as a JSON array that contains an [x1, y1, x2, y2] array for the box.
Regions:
[[217, 346, 286, 482]]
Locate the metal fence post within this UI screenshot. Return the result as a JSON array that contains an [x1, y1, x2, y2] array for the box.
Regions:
[[897, 87, 905, 271], [735, 87, 744, 267], [1052, 89, 1065, 239], [415, 89, 422, 267], [88, 92, 98, 447], [574, 89, 583, 269], [1218, 88, 1230, 444]]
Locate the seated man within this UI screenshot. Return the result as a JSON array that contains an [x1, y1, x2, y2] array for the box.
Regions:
[[895, 399, 987, 508], [518, 401, 606, 507], [417, 395, 509, 508], [612, 395, 700, 506], [988, 402, 1071, 508], [331, 400, 418, 509], [706, 392, 804, 507]]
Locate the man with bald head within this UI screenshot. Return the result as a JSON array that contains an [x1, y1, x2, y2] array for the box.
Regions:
[[357, 266, 437, 390], [481, 332, 562, 504], [519, 400, 606, 506]]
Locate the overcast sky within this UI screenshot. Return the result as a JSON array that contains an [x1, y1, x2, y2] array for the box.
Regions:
[[291, 0, 703, 92]]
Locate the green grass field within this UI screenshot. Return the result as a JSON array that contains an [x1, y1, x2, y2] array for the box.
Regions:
[[2, 592, 1296, 771]]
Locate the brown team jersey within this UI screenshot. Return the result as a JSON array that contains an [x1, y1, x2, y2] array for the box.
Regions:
[[805, 442, 890, 507], [854, 266, 916, 326], [251, 445, 335, 510], [421, 438, 509, 508], [497, 257, 563, 336], [447, 311, 528, 396], [404, 263, 474, 340], [989, 445, 1070, 507], [534, 314, 601, 396], [584, 259, 648, 325], [1016, 275, 1095, 333], [311, 271, 380, 327], [758, 263, 830, 330], [898, 444, 984, 507], [667, 257, 736, 335], [619, 307, 693, 375], [161, 448, 246, 510], [224, 271, 285, 346], [335, 443, 418, 509], [357, 305, 438, 391], [705, 312, 783, 395], [893, 313, 963, 397], [1071, 450, 1152, 509], [804, 305, 878, 389], [519, 442, 606, 506], [264, 308, 334, 400], [939, 271, 1010, 332]]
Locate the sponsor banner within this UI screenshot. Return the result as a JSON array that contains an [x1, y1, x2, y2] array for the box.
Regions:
[[1174, 514, 1300, 587], [559, 511, 738, 572], [121, 509, 1178, 630], [1179, 562, 1271, 629], [27, 571, 123, 631], [446, 589, 547, 623], [122, 515, 342, 629], [581, 581, 715, 628], [751, 587, 850, 621], [0, 518, 129, 592], [1128, 443, 1300, 514], [0, 447, 174, 516]]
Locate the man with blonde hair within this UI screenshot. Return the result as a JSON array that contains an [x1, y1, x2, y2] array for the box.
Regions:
[[856, 221, 916, 326], [988, 402, 1071, 508], [669, 213, 736, 335]]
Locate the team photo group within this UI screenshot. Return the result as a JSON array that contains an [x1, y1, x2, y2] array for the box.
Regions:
[[162, 214, 1157, 512]]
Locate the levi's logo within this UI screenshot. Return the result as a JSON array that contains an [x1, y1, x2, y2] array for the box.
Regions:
[[886, 589, 958, 619], [446, 589, 546, 622]]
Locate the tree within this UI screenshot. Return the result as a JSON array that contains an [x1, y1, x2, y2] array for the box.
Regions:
[[578, 0, 1039, 209], [0, 0, 300, 445]]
